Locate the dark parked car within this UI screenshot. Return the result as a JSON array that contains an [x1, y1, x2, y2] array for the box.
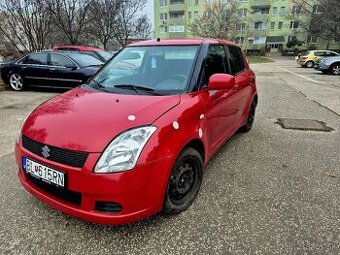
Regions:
[[315, 55, 340, 75], [0, 51, 104, 91]]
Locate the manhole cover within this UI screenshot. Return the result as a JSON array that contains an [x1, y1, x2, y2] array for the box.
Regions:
[[275, 118, 334, 132]]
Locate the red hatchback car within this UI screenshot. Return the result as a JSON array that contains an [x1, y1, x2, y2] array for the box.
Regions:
[[16, 39, 257, 225]]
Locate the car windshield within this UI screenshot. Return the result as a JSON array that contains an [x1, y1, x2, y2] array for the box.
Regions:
[[64, 52, 104, 67], [97, 51, 114, 60], [88, 45, 199, 95]]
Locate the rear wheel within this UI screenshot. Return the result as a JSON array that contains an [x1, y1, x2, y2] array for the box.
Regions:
[[305, 61, 314, 68], [240, 100, 256, 133], [9, 73, 24, 91], [330, 63, 340, 75], [163, 147, 203, 215]]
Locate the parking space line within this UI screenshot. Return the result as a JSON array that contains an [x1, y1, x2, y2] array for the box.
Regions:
[[277, 66, 324, 84]]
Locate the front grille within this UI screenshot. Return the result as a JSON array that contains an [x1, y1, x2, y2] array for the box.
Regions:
[[28, 175, 82, 205], [95, 201, 122, 214], [22, 135, 89, 168]]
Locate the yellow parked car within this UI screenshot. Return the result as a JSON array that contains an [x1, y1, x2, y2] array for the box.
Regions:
[[297, 50, 338, 68]]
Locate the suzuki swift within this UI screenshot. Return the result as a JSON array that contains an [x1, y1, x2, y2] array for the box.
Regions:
[[16, 39, 257, 225]]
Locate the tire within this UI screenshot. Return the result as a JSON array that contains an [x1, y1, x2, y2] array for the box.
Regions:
[[9, 73, 24, 91], [163, 147, 203, 215], [330, 63, 340, 75], [305, 61, 314, 68], [240, 100, 256, 133]]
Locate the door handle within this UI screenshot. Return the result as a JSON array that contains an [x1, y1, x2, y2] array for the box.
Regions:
[[21, 67, 26, 70], [49, 68, 56, 71]]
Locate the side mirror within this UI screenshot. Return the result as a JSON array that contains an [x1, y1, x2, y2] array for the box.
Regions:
[[208, 73, 235, 90]]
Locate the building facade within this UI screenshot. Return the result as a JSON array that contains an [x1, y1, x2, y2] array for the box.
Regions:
[[154, 0, 340, 53]]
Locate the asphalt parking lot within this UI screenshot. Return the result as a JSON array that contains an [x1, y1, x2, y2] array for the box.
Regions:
[[0, 57, 340, 254]]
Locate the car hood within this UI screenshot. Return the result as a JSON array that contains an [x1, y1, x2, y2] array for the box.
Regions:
[[22, 87, 181, 152]]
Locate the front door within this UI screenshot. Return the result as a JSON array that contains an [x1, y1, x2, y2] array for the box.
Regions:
[[198, 45, 239, 155]]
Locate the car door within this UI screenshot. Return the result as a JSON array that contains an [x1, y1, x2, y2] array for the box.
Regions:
[[48, 53, 83, 87], [198, 44, 239, 154], [314, 51, 323, 61], [17, 53, 49, 86], [226, 45, 254, 124]]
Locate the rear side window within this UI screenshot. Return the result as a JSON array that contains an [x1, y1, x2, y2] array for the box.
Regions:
[[50, 53, 75, 68], [227, 46, 245, 75], [20, 53, 48, 65]]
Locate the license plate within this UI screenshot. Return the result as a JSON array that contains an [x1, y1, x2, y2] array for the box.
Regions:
[[22, 157, 65, 188]]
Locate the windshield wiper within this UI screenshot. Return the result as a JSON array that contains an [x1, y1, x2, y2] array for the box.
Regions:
[[89, 79, 111, 92], [114, 84, 162, 95]]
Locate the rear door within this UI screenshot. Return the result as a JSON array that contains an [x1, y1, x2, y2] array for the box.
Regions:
[[17, 53, 49, 86], [48, 53, 83, 88], [226, 45, 254, 124]]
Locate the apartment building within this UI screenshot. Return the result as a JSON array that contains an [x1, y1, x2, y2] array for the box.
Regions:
[[154, 0, 340, 53]]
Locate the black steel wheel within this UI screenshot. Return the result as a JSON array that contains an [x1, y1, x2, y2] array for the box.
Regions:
[[163, 147, 203, 214]]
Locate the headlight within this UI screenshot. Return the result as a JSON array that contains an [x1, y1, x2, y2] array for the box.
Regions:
[[94, 126, 157, 173]]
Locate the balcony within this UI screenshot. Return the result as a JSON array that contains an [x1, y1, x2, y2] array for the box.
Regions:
[[250, 14, 269, 22], [169, 4, 185, 12], [250, 0, 271, 8], [169, 18, 185, 26], [169, 32, 186, 39], [248, 29, 268, 37]]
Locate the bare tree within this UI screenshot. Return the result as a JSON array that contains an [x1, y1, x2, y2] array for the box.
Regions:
[[0, 0, 53, 52], [87, 0, 120, 49], [49, 0, 92, 45], [114, 0, 151, 47], [188, 0, 240, 40], [291, 0, 340, 49]]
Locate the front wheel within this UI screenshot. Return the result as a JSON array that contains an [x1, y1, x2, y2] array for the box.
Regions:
[[330, 63, 340, 75], [305, 61, 314, 68], [9, 73, 24, 91], [163, 147, 203, 215]]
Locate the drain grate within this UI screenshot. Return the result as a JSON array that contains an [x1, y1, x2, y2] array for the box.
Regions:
[[275, 118, 334, 132]]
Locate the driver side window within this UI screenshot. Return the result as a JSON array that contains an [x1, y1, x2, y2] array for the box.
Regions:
[[50, 54, 75, 68], [201, 45, 228, 87]]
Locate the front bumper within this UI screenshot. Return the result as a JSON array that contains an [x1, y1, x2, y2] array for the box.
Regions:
[[16, 142, 175, 225]]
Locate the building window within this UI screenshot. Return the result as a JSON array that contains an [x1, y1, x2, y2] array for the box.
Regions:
[[238, 8, 247, 17], [188, 12, 192, 19], [292, 6, 302, 15], [195, 0, 198, 5], [254, 22, 263, 30], [288, 36, 296, 42], [280, 6, 285, 14], [272, 7, 277, 14], [170, 12, 184, 19], [307, 36, 319, 44], [278, 21, 283, 29], [237, 23, 246, 31], [222, 0, 228, 3], [290, 21, 299, 29], [239, 0, 248, 2], [270, 22, 275, 30], [235, 37, 244, 44], [160, 0, 167, 7], [313, 5, 322, 14], [160, 13, 167, 20], [205, 11, 212, 17], [194, 11, 198, 17], [160, 26, 168, 33]]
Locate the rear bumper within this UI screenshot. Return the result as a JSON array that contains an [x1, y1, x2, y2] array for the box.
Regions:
[[16, 142, 175, 225]]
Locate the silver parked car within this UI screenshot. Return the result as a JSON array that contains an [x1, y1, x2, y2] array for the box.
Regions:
[[315, 55, 340, 75]]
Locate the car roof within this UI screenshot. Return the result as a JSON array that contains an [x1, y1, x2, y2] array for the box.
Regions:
[[53, 45, 104, 51], [129, 38, 239, 47]]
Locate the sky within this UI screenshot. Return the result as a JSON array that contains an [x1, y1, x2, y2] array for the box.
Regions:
[[144, 0, 155, 30]]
